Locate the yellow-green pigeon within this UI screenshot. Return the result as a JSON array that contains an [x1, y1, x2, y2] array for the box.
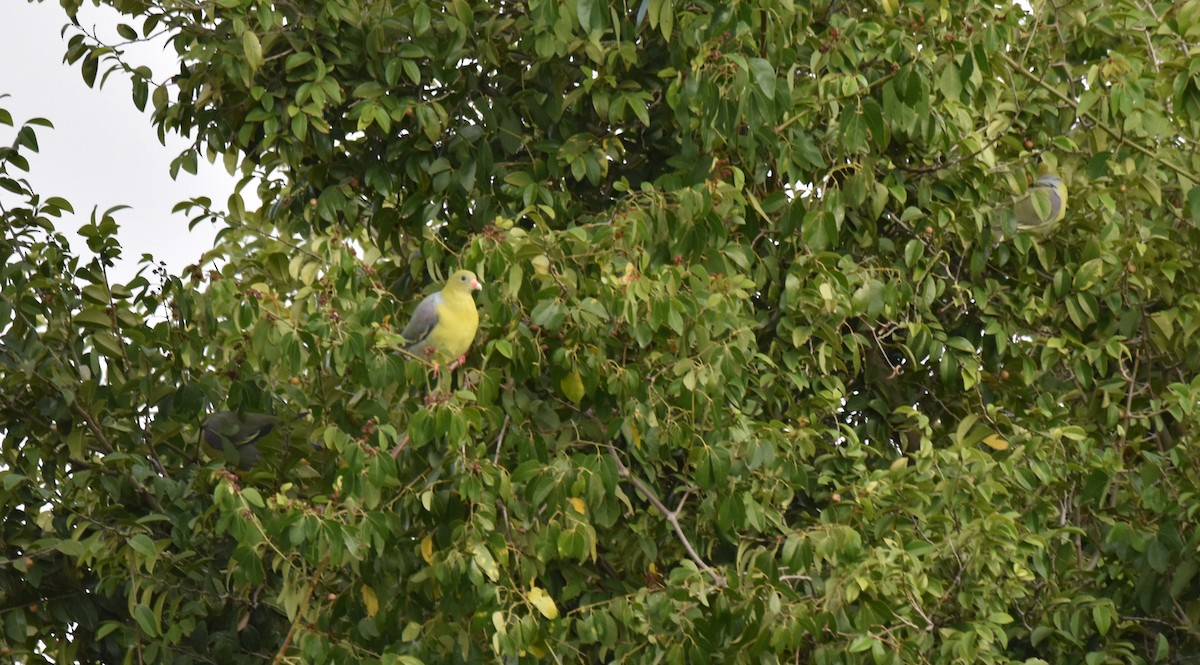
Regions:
[[998, 166, 1068, 237], [400, 269, 483, 372], [201, 411, 293, 469]]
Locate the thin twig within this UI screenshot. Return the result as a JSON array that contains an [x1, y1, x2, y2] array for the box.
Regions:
[[605, 445, 726, 588], [493, 414, 513, 535], [1116, 354, 1139, 450], [896, 122, 1011, 177], [271, 554, 330, 665], [0, 306, 169, 512], [871, 325, 902, 378], [905, 590, 935, 631], [674, 489, 691, 515], [493, 414, 510, 465], [69, 402, 165, 513], [999, 51, 1196, 187], [1017, 0, 1045, 66], [390, 433, 410, 458]]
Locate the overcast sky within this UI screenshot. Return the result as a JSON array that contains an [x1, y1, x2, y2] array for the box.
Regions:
[[0, 1, 234, 282]]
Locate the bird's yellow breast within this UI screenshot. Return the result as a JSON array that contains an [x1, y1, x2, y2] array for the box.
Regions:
[[429, 290, 480, 362]]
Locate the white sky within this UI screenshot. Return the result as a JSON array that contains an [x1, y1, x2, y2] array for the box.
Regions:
[[0, 1, 235, 283]]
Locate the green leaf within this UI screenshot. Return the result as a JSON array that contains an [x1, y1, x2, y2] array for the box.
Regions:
[[242, 31, 263, 71], [2, 473, 26, 491], [1170, 560, 1198, 598], [128, 534, 157, 559], [90, 331, 124, 358], [561, 369, 585, 404], [1092, 604, 1111, 636], [1188, 186, 1200, 226], [848, 635, 877, 653], [241, 487, 265, 508], [939, 63, 962, 100], [413, 3, 431, 34], [494, 339, 513, 359], [133, 603, 159, 637], [75, 307, 114, 329], [748, 58, 776, 100], [1073, 258, 1105, 291]]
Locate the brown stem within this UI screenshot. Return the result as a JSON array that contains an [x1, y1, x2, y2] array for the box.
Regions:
[[69, 402, 166, 513], [605, 445, 727, 588], [271, 554, 330, 665], [390, 432, 410, 458], [998, 51, 1196, 187]]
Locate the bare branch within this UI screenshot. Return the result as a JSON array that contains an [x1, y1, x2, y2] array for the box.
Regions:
[[999, 51, 1196, 188], [271, 554, 330, 665], [69, 402, 166, 513], [605, 445, 726, 588], [493, 414, 510, 465]]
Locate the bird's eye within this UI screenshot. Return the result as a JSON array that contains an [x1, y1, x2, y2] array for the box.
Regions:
[[461, 275, 466, 281]]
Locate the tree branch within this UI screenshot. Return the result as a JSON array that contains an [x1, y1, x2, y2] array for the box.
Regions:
[[271, 553, 330, 665], [69, 401, 166, 513], [998, 51, 1196, 188], [604, 444, 727, 588]]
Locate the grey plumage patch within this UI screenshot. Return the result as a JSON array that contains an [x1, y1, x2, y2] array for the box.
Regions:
[[401, 291, 443, 351]]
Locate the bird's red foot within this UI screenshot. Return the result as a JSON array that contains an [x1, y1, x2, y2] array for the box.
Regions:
[[430, 356, 465, 378]]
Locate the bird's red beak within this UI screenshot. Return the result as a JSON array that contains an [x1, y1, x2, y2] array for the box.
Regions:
[[471, 278, 482, 290]]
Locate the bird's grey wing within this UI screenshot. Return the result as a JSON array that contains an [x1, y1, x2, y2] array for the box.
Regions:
[[401, 292, 442, 348], [202, 420, 248, 465], [201, 426, 225, 450], [1045, 184, 1063, 219], [1017, 183, 1061, 231], [231, 418, 277, 468], [233, 420, 276, 447]]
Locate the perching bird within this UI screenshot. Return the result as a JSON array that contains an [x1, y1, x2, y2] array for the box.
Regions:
[[998, 167, 1068, 237], [399, 269, 483, 372], [201, 411, 299, 469]]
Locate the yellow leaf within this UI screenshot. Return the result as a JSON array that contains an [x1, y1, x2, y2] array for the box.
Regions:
[[982, 434, 1009, 451], [561, 369, 585, 405], [528, 585, 559, 620], [361, 584, 379, 618], [421, 534, 434, 564], [568, 497, 586, 515], [880, 0, 898, 16], [532, 254, 551, 276]]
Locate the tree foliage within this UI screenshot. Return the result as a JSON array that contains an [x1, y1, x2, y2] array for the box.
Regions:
[[5, 0, 1200, 662]]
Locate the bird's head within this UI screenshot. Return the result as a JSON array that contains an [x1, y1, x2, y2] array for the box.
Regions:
[[447, 269, 483, 293]]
